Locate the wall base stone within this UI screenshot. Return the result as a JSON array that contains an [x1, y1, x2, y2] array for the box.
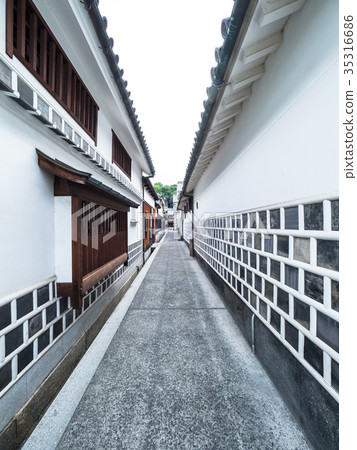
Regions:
[[195, 251, 338, 450]]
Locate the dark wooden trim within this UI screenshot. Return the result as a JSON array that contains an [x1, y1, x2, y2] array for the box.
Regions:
[[48, 40, 56, 92], [82, 253, 127, 292], [6, 0, 14, 57], [64, 183, 130, 213], [57, 282, 74, 298], [112, 129, 132, 180], [54, 177, 72, 196], [38, 150, 135, 211], [18, 0, 26, 59], [54, 178, 130, 212], [7, 0, 99, 143], [39, 27, 47, 80], [113, 160, 131, 180], [66, 62, 72, 107], [37, 150, 90, 184], [56, 52, 63, 99], [29, 11, 37, 70]]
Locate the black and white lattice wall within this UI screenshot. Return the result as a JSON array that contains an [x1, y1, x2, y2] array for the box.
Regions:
[[194, 196, 339, 401], [0, 240, 143, 399]]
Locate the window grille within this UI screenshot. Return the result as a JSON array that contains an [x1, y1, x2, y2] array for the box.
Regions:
[[112, 130, 132, 179], [6, 0, 98, 141]]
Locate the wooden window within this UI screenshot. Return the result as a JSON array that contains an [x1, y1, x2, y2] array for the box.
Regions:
[[79, 201, 128, 284], [143, 203, 156, 251], [112, 130, 132, 179], [6, 0, 98, 142], [68, 195, 128, 308], [37, 151, 132, 309]]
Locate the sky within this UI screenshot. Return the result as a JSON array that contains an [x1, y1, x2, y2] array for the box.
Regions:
[[98, 0, 234, 186]]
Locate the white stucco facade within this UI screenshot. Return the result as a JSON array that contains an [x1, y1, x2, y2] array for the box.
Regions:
[[0, 0, 157, 435], [194, 0, 338, 217], [178, 0, 339, 445]]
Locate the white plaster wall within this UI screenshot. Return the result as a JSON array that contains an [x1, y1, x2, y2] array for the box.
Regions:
[[194, 0, 338, 215], [128, 210, 140, 245], [0, 108, 55, 298], [130, 160, 142, 194], [0, 0, 151, 181], [143, 190, 156, 209], [54, 197, 72, 283], [0, 92, 145, 297], [127, 161, 143, 245]]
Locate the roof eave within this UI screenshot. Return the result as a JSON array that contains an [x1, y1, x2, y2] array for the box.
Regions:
[[83, 0, 155, 177], [179, 0, 255, 206]]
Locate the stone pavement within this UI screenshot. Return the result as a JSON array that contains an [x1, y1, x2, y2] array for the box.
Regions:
[[24, 231, 312, 449]]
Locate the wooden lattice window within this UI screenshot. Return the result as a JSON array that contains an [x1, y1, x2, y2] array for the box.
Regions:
[[6, 0, 98, 141], [80, 201, 128, 278], [112, 130, 132, 179]]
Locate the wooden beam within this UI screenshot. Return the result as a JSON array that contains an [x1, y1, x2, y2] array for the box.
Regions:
[[39, 27, 47, 80], [6, 0, 14, 57], [48, 39, 56, 91], [82, 253, 127, 293], [66, 62, 72, 107], [57, 283, 74, 298], [29, 11, 38, 70], [18, 0, 26, 59], [37, 150, 90, 185], [56, 52, 63, 98]]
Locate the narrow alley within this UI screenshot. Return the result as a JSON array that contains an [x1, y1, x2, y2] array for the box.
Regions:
[[23, 232, 311, 449]]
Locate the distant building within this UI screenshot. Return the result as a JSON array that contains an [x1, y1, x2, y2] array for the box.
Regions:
[[166, 208, 175, 228], [143, 176, 164, 246], [0, 0, 157, 443], [178, 0, 338, 448]]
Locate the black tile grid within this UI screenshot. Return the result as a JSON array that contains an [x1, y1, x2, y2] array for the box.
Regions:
[[270, 309, 281, 332], [317, 240, 339, 271], [277, 289, 289, 314], [285, 265, 299, 291], [304, 272, 324, 303], [196, 202, 339, 392], [285, 320, 299, 351], [259, 300, 267, 320], [17, 292, 33, 319], [270, 209, 280, 229], [304, 337, 324, 376], [317, 312, 339, 352], [18, 343, 34, 374], [277, 236, 289, 257], [331, 359, 339, 392], [285, 207, 299, 230], [294, 298, 310, 330], [304, 203, 323, 231], [5, 325, 23, 356], [0, 361, 12, 392], [0, 303, 11, 331]]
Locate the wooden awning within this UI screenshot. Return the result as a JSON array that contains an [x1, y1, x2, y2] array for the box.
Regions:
[[37, 149, 139, 210]]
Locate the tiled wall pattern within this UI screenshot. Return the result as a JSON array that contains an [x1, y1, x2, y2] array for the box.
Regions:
[[194, 197, 339, 401], [0, 241, 143, 398]]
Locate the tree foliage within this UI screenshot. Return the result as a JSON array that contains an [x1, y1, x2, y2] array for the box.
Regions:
[[154, 182, 176, 208]]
